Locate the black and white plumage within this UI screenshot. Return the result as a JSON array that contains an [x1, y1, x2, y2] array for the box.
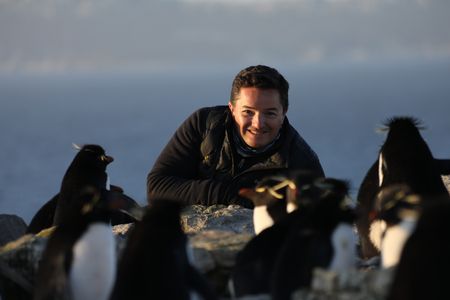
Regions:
[[33, 188, 121, 300], [377, 117, 447, 196], [231, 178, 357, 300], [368, 184, 421, 268], [239, 170, 320, 235], [27, 144, 141, 234], [239, 176, 293, 235], [387, 200, 450, 300], [356, 117, 450, 259], [110, 199, 216, 300], [54, 144, 113, 225]]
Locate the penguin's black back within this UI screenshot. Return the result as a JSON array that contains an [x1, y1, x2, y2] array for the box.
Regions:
[[271, 224, 333, 300], [110, 199, 216, 300], [33, 189, 113, 300], [26, 194, 58, 234], [231, 210, 298, 297]]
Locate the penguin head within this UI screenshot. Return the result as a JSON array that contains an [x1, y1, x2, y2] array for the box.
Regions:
[[141, 199, 185, 243], [72, 143, 114, 171], [379, 117, 425, 142], [239, 175, 294, 207], [286, 170, 323, 211], [370, 184, 421, 225], [377, 117, 435, 188], [240, 175, 296, 233], [241, 170, 320, 211], [304, 178, 355, 227]]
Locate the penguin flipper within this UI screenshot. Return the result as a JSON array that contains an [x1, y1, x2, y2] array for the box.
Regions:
[[107, 186, 144, 223], [26, 194, 59, 234], [116, 194, 144, 223]]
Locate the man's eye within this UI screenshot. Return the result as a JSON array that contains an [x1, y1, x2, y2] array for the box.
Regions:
[[265, 112, 278, 118]]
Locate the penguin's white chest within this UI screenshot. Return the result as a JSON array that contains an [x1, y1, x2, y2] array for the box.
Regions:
[[381, 218, 417, 268], [369, 220, 387, 251], [329, 223, 357, 272], [70, 222, 116, 300], [253, 205, 274, 235]]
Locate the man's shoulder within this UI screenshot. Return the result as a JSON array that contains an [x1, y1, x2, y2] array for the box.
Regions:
[[192, 105, 229, 126], [284, 122, 322, 166], [195, 105, 228, 116]]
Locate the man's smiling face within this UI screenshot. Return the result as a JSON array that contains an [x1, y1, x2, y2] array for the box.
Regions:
[[229, 87, 286, 149]]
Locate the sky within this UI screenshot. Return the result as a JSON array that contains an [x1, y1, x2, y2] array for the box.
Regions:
[[1, 0, 450, 74]]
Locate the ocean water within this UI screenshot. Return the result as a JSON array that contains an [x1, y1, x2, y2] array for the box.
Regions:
[[1, 62, 449, 223]]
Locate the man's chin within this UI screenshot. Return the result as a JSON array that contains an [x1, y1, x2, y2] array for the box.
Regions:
[[245, 140, 268, 149]]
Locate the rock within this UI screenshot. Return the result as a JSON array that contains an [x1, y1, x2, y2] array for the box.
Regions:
[[181, 204, 254, 234], [181, 205, 254, 295], [190, 230, 253, 270], [189, 230, 253, 297], [0, 215, 27, 248], [0, 234, 45, 299]]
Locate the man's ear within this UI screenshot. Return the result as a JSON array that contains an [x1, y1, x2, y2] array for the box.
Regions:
[[228, 101, 234, 112]]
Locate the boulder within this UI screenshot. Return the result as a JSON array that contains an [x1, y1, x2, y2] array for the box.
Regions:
[[181, 204, 254, 234]]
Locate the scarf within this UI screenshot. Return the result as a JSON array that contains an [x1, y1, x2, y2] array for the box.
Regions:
[[232, 127, 281, 158]]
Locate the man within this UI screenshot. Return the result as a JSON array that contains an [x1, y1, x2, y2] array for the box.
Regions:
[[147, 65, 324, 207]]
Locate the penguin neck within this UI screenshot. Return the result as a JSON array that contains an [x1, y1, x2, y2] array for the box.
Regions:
[[62, 163, 108, 188], [106, 174, 110, 190]]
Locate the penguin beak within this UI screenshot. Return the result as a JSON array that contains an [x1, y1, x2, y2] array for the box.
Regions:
[[368, 209, 378, 222], [101, 155, 114, 164], [238, 188, 256, 199]]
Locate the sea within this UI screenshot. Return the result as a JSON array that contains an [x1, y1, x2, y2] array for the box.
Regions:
[[1, 61, 449, 224]]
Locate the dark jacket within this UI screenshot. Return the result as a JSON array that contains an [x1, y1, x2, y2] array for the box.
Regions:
[[147, 106, 324, 207]]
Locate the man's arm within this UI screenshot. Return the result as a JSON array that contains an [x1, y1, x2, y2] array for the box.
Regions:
[[147, 108, 231, 206]]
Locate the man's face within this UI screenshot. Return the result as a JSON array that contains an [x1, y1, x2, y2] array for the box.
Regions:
[[229, 87, 286, 149]]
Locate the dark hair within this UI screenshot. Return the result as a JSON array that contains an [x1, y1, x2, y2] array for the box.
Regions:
[[229, 65, 289, 112]]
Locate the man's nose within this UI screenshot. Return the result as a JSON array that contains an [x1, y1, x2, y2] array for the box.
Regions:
[[252, 113, 264, 128]]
